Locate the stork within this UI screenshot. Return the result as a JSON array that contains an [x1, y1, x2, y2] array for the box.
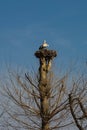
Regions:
[[39, 40, 49, 50]]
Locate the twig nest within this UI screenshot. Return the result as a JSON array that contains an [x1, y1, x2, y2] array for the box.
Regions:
[[35, 49, 57, 59]]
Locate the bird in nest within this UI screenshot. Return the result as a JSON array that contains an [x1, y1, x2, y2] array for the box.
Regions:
[[39, 40, 49, 50]]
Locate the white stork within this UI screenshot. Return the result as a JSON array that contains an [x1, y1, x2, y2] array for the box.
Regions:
[[39, 40, 49, 50]]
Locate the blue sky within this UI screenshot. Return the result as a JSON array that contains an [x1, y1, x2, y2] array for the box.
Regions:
[[0, 0, 87, 72]]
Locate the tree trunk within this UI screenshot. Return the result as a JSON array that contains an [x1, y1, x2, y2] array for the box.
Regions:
[[39, 57, 50, 130], [35, 49, 57, 130]]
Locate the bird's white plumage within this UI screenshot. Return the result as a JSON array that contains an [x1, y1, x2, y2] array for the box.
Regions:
[[42, 40, 49, 47], [39, 40, 49, 50]]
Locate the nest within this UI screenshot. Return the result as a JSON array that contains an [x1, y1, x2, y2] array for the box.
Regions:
[[35, 49, 57, 59]]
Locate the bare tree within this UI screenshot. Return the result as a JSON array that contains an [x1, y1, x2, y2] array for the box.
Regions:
[[0, 47, 87, 130], [68, 74, 87, 130]]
